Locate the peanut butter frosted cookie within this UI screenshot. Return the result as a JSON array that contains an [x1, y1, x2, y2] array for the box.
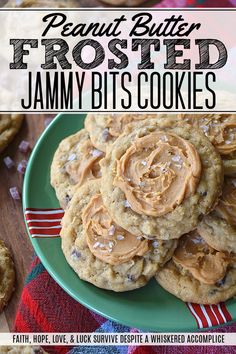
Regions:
[[179, 114, 236, 176], [0, 114, 24, 153], [0, 240, 15, 313], [156, 231, 236, 304], [100, 118, 223, 240], [198, 178, 236, 254], [50, 129, 104, 209], [61, 180, 177, 292], [85, 113, 161, 152]]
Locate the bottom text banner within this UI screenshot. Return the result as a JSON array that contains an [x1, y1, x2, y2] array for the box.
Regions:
[[0, 333, 235, 346]]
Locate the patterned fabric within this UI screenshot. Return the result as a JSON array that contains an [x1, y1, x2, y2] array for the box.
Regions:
[[14, 257, 236, 354]]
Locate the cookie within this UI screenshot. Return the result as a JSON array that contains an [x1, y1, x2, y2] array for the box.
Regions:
[[0, 347, 48, 354], [50, 129, 104, 209], [179, 114, 236, 176], [85, 113, 162, 152], [156, 230, 236, 304], [0, 114, 24, 153], [5, 0, 80, 7], [100, 118, 223, 240], [198, 177, 236, 254], [60, 180, 177, 292], [223, 159, 236, 176], [0, 240, 15, 313]]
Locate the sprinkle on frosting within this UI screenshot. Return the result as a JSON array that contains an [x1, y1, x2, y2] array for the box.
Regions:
[[114, 132, 201, 217], [65, 139, 104, 187], [173, 231, 234, 285], [181, 114, 236, 155], [82, 194, 149, 265]]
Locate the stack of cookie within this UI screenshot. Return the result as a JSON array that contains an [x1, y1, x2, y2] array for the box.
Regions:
[[51, 114, 236, 304]]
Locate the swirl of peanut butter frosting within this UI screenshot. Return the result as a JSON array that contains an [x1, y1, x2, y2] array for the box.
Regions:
[[114, 132, 201, 217], [106, 115, 148, 138], [173, 231, 233, 285], [82, 194, 149, 265], [215, 178, 236, 226], [181, 114, 236, 155], [66, 139, 104, 186]]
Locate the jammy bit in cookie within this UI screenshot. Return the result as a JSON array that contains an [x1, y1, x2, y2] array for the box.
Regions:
[[198, 177, 236, 254], [179, 114, 236, 176], [60, 180, 177, 292], [84, 113, 160, 152], [100, 118, 223, 240], [50, 129, 104, 209], [156, 230, 236, 304]]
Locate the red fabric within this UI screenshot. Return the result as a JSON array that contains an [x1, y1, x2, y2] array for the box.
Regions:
[[14, 258, 236, 354]]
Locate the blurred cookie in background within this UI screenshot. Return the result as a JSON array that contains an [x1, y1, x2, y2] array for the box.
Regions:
[[0, 114, 24, 153], [0, 240, 15, 313]]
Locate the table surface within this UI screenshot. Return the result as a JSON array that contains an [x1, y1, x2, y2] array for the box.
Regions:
[[0, 115, 54, 330]]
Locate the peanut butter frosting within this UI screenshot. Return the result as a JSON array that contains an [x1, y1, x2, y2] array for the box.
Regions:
[[107, 115, 147, 138], [173, 231, 233, 285], [114, 132, 201, 217], [82, 194, 149, 265], [180, 114, 236, 155], [66, 140, 104, 186], [215, 178, 236, 226]]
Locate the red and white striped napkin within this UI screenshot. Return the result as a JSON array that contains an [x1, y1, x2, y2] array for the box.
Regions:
[[187, 303, 232, 328], [25, 208, 64, 238]]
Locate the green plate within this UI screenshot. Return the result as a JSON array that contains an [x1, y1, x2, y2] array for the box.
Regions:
[[23, 113, 236, 332]]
